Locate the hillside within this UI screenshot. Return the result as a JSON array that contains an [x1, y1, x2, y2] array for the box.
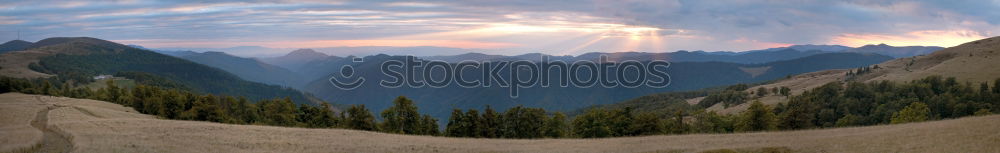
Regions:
[[179, 51, 306, 88], [303, 52, 892, 124], [0, 40, 33, 53], [0, 37, 319, 104], [683, 36, 999, 115], [845, 44, 943, 58], [2, 93, 998, 153]]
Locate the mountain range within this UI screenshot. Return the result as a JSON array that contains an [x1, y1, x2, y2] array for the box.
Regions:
[[294, 52, 892, 125], [0, 37, 947, 123], [0, 37, 321, 105]]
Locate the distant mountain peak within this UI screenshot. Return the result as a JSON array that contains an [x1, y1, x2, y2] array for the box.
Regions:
[[763, 44, 852, 52], [15, 37, 138, 55], [260, 49, 333, 70], [202, 51, 231, 56], [3, 39, 31, 44], [286, 49, 328, 57], [848, 44, 943, 58], [0, 39, 33, 53]]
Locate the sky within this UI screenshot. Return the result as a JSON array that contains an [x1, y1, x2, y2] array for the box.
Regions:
[[1, 0, 998, 56]]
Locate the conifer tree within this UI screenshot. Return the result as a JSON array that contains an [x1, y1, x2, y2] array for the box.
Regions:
[[381, 96, 421, 134], [480, 105, 500, 138]]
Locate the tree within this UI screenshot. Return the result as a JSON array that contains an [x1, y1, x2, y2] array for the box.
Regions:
[[778, 96, 818, 130], [994, 78, 1000, 94], [630, 112, 663, 136], [418, 115, 439, 135], [817, 109, 837, 127], [60, 82, 71, 97], [698, 90, 749, 108], [834, 114, 861, 127], [445, 109, 468, 137], [500, 106, 546, 138], [41, 80, 54, 96], [542, 112, 569, 138], [346, 104, 377, 131], [380, 96, 422, 134], [260, 97, 298, 126], [232, 97, 259, 124], [304, 103, 338, 128], [756, 87, 769, 97], [664, 110, 688, 134], [891, 102, 930, 124], [779, 86, 791, 97], [445, 109, 482, 137], [735, 101, 777, 132], [573, 109, 612, 138], [465, 109, 482, 137], [480, 105, 500, 138], [608, 107, 635, 136], [691, 111, 732, 133], [162, 90, 188, 119]]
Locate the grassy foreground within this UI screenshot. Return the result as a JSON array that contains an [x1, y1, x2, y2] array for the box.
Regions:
[[1, 92, 998, 153]]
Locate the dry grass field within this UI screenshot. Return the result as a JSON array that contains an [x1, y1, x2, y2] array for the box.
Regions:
[[701, 36, 1000, 115], [0, 50, 54, 79], [2, 92, 998, 153]]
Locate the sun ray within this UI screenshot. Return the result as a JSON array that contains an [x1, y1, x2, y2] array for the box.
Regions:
[[562, 34, 608, 56]]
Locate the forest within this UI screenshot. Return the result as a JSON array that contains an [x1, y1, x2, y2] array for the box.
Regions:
[[1, 75, 997, 138], [29, 46, 313, 104]]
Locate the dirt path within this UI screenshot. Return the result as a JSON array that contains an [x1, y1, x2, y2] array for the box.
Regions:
[[28, 98, 73, 153]]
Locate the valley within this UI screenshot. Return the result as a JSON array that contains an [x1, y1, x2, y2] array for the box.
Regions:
[[3, 1, 999, 152]]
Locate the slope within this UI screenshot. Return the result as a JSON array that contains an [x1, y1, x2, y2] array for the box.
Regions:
[[0, 37, 318, 104], [694, 36, 1000, 115], [179, 51, 306, 88], [845, 44, 943, 58]]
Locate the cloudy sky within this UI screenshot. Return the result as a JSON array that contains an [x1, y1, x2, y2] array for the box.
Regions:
[[1, 0, 997, 56]]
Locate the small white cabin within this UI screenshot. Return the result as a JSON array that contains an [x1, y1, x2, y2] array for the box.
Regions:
[[93, 75, 113, 80]]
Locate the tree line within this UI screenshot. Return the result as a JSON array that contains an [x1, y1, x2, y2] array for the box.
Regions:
[[0, 76, 551, 137], [2, 75, 998, 138]]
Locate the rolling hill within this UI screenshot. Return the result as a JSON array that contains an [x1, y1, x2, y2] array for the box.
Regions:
[[0, 37, 321, 104], [648, 36, 999, 115], [844, 44, 943, 58], [0, 40, 32, 53]]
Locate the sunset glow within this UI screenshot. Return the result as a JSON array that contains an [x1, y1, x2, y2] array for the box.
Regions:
[[832, 30, 989, 47], [2, 0, 998, 56]]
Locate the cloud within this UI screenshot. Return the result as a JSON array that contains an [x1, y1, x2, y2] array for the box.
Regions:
[[0, 0, 997, 56]]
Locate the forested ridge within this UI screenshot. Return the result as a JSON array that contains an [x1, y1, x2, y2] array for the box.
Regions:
[[2, 74, 997, 138], [21, 37, 313, 104]]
